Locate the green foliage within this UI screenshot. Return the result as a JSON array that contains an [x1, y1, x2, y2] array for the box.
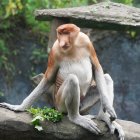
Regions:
[[30, 48, 48, 64], [112, 0, 133, 5], [0, 39, 14, 74], [5, 0, 23, 18], [27, 106, 63, 131]]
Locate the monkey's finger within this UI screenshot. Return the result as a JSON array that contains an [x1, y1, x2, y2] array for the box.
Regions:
[[119, 134, 125, 140], [118, 129, 125, 140], [0, 103, 10, 109], [89, 126, 100, 134], [120, 136, 124, 140], [0, 104, 15, 111], [0, 103, 21, 112], [90, 125, 101, 135], [89, 122, 101, 134], [110, 125, 115, 134], [85, 118, 101, 134], [85, 117, 97, 127]]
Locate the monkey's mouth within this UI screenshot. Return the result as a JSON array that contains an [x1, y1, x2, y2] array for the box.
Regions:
[[62, 45, 69, 50]]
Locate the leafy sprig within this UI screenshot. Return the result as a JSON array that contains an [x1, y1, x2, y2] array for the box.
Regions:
[[27, 107, 63, 131]]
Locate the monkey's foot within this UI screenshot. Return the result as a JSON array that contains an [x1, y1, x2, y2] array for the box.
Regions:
[[108, 121, 125, 140], [69, 115, 101, 135], [0, 102, 25, 112]]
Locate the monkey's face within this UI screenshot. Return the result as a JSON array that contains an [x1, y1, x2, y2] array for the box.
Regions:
[[57, 24, 80, 53], [57, 31, 71, 52]]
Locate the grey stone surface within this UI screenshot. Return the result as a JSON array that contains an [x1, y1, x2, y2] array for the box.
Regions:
[[0, 107, 140, 140], [35, 2, 140, 30]]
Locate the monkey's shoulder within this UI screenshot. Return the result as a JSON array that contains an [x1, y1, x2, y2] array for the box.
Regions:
[[75, 32, 91, 47]]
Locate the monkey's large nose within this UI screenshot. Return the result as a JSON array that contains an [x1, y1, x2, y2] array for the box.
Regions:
[[59, 41, 69, 50], [59, 41, 66, 48]]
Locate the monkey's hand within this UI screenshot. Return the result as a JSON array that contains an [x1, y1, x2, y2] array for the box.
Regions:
[[102, 102, 117, 121], [98, 111, 124, 140], [69, 115, 101, 135], [0, 102, 25, 112]]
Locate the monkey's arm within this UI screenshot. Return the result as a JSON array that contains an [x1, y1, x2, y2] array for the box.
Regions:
[[88, 43, 117, 120], [0, 49, 59, 111]]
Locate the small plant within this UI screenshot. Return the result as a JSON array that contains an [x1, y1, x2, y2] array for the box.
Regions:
[[27, 106, 63, 131]]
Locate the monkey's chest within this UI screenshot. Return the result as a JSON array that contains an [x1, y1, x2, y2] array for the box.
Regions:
[[55, 57, 92, 95]]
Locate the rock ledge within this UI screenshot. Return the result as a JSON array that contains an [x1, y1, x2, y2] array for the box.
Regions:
[[0, 107, 140, 140]]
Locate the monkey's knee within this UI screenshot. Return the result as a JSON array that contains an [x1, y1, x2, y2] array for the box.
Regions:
[[104, 73, 113, 85], [62, 74, 80, 101], [67, 74, 79, 87], [63, 74, 80, 116]]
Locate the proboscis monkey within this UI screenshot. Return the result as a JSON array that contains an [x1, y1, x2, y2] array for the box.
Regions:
[[0, 24, 124, 139]]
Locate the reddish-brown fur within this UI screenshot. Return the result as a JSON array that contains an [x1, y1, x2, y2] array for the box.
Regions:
[[44, 49, 56, 79], [88, 43, 101, 70], [57, 24, 79, 33]]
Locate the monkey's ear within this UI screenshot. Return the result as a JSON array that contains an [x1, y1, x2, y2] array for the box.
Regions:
[[76, 26, 80, 33]]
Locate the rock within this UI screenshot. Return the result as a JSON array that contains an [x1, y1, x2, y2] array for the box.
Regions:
[[35, 2, 140, 31], [0, 107, 140, 140]]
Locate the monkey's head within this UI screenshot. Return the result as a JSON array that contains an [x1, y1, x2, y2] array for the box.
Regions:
[[57, 24, 80, 53]]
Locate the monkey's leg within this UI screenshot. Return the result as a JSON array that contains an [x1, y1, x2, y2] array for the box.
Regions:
[[0, 77, 48, 111], [79, 86, 99, 114], [98, 74, 125, 140], [56, 74, 101, 134]]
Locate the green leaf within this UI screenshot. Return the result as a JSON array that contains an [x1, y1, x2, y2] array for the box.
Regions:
[[27, 106, 63, 131], [31, 115, 44, 122]]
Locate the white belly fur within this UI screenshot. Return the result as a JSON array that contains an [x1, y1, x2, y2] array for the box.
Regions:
[[58, 57, 92, 96]]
